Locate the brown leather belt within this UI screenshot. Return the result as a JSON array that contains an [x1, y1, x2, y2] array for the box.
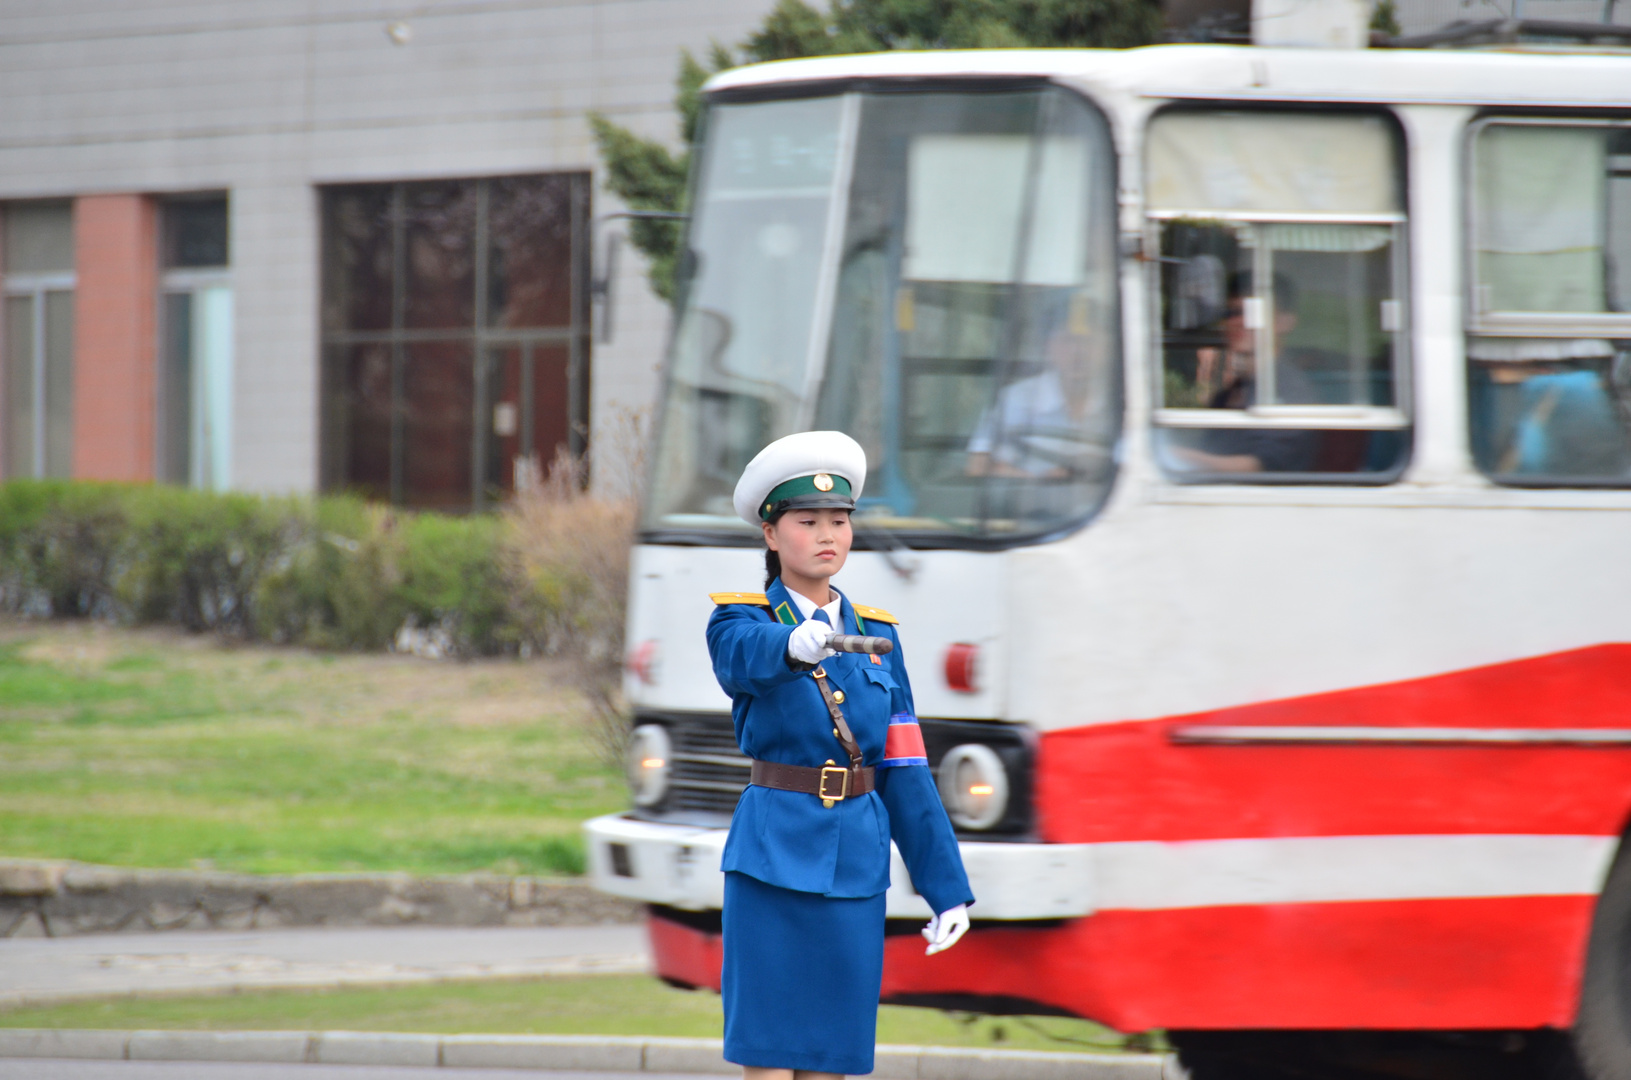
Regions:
[[749, 664, 872, 807], [751, 759, 875, 803]]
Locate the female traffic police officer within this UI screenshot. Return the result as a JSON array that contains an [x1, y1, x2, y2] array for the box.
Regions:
[[707, 430, 974, 1080]]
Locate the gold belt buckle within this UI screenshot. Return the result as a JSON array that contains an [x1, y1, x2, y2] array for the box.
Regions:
[[819, 764, 849, 807]]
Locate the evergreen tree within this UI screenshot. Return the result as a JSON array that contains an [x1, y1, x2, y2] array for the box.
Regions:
[[1369, 0, 1401, 39], [590, 0, 1161, 299]]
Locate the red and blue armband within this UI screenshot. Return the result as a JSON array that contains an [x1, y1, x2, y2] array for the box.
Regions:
[[880, 713, 928, 767]]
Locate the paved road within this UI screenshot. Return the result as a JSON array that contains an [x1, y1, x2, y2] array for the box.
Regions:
[[0, 1063, 694, 1080], [0, 924, 649, 1007]]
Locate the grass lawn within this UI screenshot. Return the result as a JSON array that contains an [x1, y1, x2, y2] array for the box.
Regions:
[[0, 975, 1139, 1053], [0, 617, 622, 876]]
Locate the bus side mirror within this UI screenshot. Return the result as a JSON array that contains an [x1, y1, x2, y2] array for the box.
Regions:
[[590, 210, 689, 347], [593, 232, 622, 345]]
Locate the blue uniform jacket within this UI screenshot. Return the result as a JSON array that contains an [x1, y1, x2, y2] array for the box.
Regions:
[[707, 578, 975, 918]]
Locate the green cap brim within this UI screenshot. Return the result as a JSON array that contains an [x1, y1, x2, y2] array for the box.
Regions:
[[761, 474, 855, 520]]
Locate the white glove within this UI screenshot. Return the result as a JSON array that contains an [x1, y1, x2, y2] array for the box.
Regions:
[[922, 903, 970, 955], [787, 620, 837, 665]]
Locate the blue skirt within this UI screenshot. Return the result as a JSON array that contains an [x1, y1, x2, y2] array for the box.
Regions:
[[722, 871, 887, 1075]]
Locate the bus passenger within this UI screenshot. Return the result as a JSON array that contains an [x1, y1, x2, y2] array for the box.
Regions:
[[1468, 347, 1631, 480], [1169, 272, 1322, 474], [709, 430, 974, 1080]]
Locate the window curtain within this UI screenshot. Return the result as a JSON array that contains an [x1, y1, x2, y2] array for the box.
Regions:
[[1474, 125, 1608, 314], [1146, 112, 1399, 215]]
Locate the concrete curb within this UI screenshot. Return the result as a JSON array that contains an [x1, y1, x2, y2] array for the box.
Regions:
[[0, 859, 640, 938], [0, 1029, 1178, 1078]]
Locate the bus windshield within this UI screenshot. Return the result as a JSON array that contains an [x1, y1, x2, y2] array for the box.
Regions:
[[642, 86, 1121, 545]]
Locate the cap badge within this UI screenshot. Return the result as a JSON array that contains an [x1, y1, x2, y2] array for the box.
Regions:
[[813, 473, 835, 492]]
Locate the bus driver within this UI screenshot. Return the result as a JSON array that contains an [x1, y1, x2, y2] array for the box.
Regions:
[[965, 310, 1113, 480]]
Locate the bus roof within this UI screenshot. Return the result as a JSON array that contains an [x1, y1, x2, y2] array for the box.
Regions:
[[705, 44, 1631, 108]]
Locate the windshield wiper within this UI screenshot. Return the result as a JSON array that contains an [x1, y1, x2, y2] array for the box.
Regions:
[[856, 521, 921, 582]]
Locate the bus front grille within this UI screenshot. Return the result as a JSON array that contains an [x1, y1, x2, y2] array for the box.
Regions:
[[666, 712, 748, 817]]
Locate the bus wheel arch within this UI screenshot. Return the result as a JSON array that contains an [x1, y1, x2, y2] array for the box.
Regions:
[[1573, 825, 1631, 1080]]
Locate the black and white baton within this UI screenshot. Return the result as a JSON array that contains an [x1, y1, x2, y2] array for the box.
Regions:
[[826, 634, 894, 655]]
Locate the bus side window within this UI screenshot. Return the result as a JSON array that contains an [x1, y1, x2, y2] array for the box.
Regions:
[[1467, 121, 1631, 486], [1146, 110, 1411, 483]]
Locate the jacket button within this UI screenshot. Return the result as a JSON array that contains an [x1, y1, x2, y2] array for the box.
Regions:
[[832, 690, 846, 704]]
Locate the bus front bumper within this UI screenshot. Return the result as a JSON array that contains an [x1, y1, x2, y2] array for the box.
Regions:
[[583, 813, 1095, 920]]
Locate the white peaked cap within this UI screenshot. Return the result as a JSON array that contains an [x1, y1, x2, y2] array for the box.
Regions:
[[732, 430, 868, 526]]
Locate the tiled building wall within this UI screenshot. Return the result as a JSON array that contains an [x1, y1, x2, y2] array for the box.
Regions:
[[1394, 0, 1631, 36], [0, 0, 775, 493]]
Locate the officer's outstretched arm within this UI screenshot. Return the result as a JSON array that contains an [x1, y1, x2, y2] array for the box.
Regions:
[[706, 605, 809, 697]]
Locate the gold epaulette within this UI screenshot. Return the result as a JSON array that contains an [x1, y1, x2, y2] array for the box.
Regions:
[[853, 604, 899, 624], [710, 592, 770, 606]]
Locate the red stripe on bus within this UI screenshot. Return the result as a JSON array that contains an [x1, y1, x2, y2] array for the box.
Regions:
[[1038, 643, 1631, 843], [648, 894, 1591, 1029], [649, 912, 723, 993], [877, 895, 1592, 1030]]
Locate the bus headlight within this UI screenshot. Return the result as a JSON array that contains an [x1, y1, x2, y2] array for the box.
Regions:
[[937, 743, 1009, 830], [626, 724, 671, 808]]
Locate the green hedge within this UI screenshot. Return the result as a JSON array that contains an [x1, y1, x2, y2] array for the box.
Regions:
[[0, 481, 547, 656]]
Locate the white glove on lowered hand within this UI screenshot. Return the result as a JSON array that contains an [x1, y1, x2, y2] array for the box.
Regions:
[[787, 620, 837, 665], [922, 904, 970, 955]]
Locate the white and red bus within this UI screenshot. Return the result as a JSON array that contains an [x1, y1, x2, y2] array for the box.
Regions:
[[586, 42, 1631, 1079]]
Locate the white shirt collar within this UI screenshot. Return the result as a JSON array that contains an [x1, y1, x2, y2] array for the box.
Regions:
[[786, 584, 843, 628]]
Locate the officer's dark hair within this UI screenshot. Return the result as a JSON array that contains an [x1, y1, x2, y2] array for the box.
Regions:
[[762, 508, 786, 588], [1227, 269, 1298, 315]]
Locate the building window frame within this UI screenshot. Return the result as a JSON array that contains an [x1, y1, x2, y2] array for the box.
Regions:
[[158, 264, 234, 489], [4, 269, 75, 478], [3, 198, 77, 481], [156, 194, 233, 490], [319, 173, 592, 511]]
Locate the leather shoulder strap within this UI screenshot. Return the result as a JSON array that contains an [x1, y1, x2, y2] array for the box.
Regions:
[[811, 665, 864, 770]]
